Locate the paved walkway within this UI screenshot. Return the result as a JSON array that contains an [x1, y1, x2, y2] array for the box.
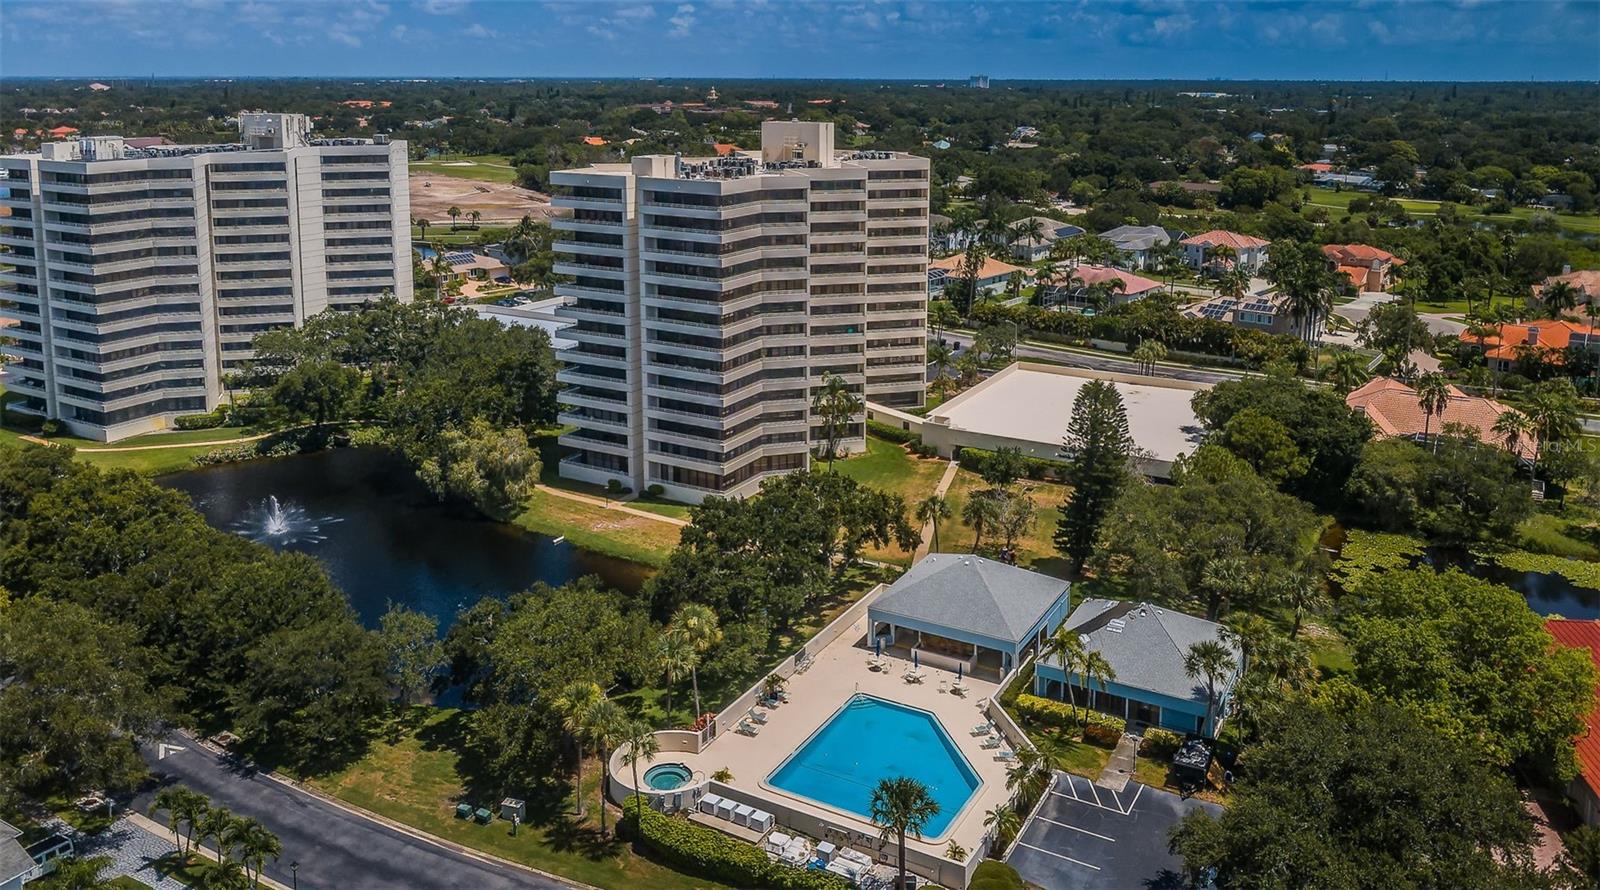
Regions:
[[1095, 734, 1140, 793], [912, 460, 961, 562], [17, 432, 268, 452], [535, 484, 689, 526], [44, 816, 189, 890]]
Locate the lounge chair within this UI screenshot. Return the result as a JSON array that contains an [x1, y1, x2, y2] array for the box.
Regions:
[[951, 682, 969, 697], [970, 722, 992, 736], [903, 670, 924, 684], [737, 719, 761, 737], [750, 707, 770, 725], [980, 735, 1002, 750], [938, 680, 949, 693], [995, 748, 1017, 762]]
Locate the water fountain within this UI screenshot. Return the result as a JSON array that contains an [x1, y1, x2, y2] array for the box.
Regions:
[[232, 494, 341, 546]]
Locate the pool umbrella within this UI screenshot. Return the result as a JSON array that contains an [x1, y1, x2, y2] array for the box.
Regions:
[[957, 663, 963, 683], [913, 650, 919, 670], [875, 638, 881, 658]]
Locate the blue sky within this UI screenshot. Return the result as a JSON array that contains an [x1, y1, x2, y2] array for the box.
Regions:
[[3, 1, 1597, 81]]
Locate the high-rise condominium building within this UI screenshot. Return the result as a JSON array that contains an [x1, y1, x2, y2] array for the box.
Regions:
[[0, 112, 411, 441], [550, 121, 928, 502]]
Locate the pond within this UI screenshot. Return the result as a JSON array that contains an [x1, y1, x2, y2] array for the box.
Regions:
[[1425, 548, 1600, 620], [159, 448, 650, 630]]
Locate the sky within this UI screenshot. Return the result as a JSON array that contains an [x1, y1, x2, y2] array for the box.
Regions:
[[2, 0, 1598, 82]]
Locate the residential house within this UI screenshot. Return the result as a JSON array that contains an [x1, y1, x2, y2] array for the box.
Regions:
[[45, 126, 77, 138], [1006, 216, 1085, 262], [1034, 599, 1244, 738], [1322, 243, 1404, 293], [0, 821, 28, 890], [1345, 377, 1536, 460], [1181, 230, 1271, 274], [1537, 267, 1600, 310], [1297, 162, 1334, 174], [1247, 131, 1267, 142], [1462, 318, 1600, 374], [931, 139, 952, 150], [1042, 264, 1164, 310], [1183, 292, 1299, 336], [1547, 619, 1600, 825], [928, 213, 976, 254], [1098, 224, 1184, 271], [442, 250, 511, 285], [929, 254, 1026, 297], [868, 554, 1071, 679], [1314, 171, 1381, 191]]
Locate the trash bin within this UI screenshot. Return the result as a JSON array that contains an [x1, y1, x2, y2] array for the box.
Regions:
[[500, 798, 526, 822]]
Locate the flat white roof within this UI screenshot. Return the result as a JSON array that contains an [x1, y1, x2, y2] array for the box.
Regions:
[[929, 364, 1207, 464]]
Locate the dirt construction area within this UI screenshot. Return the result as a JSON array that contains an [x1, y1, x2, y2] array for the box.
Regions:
[[408, 171, 558, 225]]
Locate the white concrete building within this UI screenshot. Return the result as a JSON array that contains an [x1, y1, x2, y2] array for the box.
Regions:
[[550, 121, 928, 502], [0, 113, 411, 441]]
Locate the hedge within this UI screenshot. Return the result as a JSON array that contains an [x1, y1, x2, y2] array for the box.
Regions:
[[956, 445, 1070, 483], [970, 860, 1026, 890], [867, 418, 921, 446], [621, 797, 850, 890], [175, 408, 230, 430], [1083, 722, 1123, 748], [1012, 693, 1127, 739], [1138, 728, 1185, 759]]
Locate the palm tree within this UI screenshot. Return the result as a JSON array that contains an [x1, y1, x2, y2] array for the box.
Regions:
[[582, 696, 628, 837], [154, 786, 209, 858], [669, 603, 721, 721], [1131, 339, 1167, 376], [811, 373, 863, 469], [983, 804, 1021, 855], [926, 342, 955, 394], [553, 680, 603, 816], [1004, 745, 1051, 802], [468, 209, 482, 229], [656, 629, 695, 726], [1010, 217, 1047, 260], [198, 859, 250, 890], [928, 299, 961, 339], [197, 806, 236, 864], [1415, 372, 1450, 452], [1493, 408, 1536, 475], [915, 494, 952, 553], [1183, 640, 1238, 738], [1279, 571, 1330, 641], [1327, 351, 1371, 393], [414, 217, 430, 241], [1079, 651, 1116, 716], [961, 489, 1003, 553], [869, 777, 941, 890], [47, 856, 113, 890], [227, 817, 280, 888], [447, 205, 462, 231], [1207, 243, 1238, 275], [620, 719, 662, 823], [1039, 624, 1087, 720], [1542, 280, 1580, 318]]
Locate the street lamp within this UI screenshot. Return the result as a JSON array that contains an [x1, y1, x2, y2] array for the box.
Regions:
[[290, 860, 299, 890]]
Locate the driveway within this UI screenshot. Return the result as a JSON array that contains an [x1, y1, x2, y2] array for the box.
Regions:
[[1334, 293, 1466, 337], [134, 733, 575, 890], [1006, 773, 1221, 890]]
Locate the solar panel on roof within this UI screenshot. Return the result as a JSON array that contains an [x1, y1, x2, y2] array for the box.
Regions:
[[445, 251, 476, 264]]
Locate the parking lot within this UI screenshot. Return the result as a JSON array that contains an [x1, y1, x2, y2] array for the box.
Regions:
[[1006, 772, 1222, 890]]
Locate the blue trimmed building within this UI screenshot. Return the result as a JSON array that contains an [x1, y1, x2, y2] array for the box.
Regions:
[[867, 555, 1071, 680], [1034, 599, 1243, 738]]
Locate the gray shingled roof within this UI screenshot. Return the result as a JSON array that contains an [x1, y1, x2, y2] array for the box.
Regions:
[[1046, 599, 1241, 705], [0, 819, 31, 885], [1098, 224, 1172, 252], [870, 555, 1070, 646]]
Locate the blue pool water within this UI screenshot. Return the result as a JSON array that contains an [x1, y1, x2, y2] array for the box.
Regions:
[[766, 695, 980, 837]]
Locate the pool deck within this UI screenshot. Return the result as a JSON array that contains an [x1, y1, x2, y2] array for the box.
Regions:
[[639, 612, 1011, 864]]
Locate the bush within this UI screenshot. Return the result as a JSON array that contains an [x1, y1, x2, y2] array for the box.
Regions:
[[970, 860, 1026, 890], [1083, 721, 1123, 748], [38, 419, 62, 437], [621, 798, 849, 890], [1139, 728, 1185, 759], [1012, 693, 1126, 738], [645, 483, 665, 497], [957, 446, 1068, 483], [174, 408, 229, 430], [867, 418, 921, 446]]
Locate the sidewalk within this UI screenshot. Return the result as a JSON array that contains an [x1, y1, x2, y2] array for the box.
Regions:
[[912, 460, 961, 562], [535, 483, 689, 527]]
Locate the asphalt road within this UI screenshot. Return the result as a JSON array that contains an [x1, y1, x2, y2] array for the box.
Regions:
[[938, 331, 1244, 385], [135, 732, 573, 890]]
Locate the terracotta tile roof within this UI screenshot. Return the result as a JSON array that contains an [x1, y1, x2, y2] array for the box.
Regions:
[[1298, 162, 1334, 173], [929, 254, 1027, 280], [1336, 265, 1373, 287], [581, 136, 607, 146], [48, 126, 79, 137], [1547, 619, 1600, 801], [1067, 263, 1164, 295], [1468, 319, 1600, 364], [1345, 377, 1535, 459], [1181, 229, 1270, 250], [711, 142, 740, 157], [1322, 243, 1400, 267]]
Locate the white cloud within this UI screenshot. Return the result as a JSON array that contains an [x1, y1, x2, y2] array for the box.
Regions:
[[669, 3, 695, 37], [417, 0, 469, 14], [463, 22, 497, 38]]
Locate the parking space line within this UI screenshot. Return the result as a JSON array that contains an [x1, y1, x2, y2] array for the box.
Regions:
[[1124, 782, 1144, 815], [1035, 816, 1116, 842], [1014, 842, 1102, 871], [1057, 775, 1081, 801], [1086, 780, 1103, 808]]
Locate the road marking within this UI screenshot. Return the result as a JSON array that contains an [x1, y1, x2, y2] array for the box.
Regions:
[[1014, 842, 1101, 871], [1034, 816, 1116, 842], [1124, 782, 1145, 815], [157, 743, 187, 760], [1086, 779, 1103, 808], [1056, 776, 1081, 802]]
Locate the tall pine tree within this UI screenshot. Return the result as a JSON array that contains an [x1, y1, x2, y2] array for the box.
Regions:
[[1055, 379, 1133, 574]]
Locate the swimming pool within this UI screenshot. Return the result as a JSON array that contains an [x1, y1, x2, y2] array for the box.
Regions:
[[765, 695, 980, 837]]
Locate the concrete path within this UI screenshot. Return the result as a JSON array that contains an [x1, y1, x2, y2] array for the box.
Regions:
[[44, 816, 190, 890], [912, 460, 961, 562], [17, 432, 268, 451], [135, 732, 585, 890], [1095, 734, 1140, 793], [535, 484, 689, 526]]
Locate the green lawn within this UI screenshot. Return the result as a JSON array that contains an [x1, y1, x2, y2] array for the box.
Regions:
[[513, 488, 681, 568], [305, 709, 722, 890], [411, 154, 518, 184], [1030, 726, 1112, 778], [1303, 186, 1600, 236], [412, 225, 511, 247], [628, 496, 694, 520], [935, 469, 1072, 578], [833, 436, 951, 564], [1516, 506, 1600, 561]]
